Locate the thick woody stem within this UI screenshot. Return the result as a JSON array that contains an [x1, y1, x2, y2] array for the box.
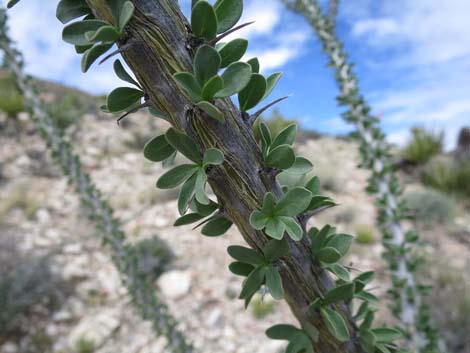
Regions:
[[84, 1, 365, 352]]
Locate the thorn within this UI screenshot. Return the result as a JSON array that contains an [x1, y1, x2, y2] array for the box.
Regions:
[[249, 95, 291, 125], [99, 41, 133, 65], [116, 102, 149, 126], [210, 21, 255, 45]]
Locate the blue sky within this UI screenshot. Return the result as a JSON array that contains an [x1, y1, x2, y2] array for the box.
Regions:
[[5, 0, 470, 148]]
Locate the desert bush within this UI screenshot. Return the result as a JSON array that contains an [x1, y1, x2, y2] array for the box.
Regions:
[[402, 127, 444, 165], [354, 224, 376, 244], [46, 92, 87, 131], [0, 182, 41, 220], [0, 71, 24, 117], [126, 236, 174, 282], [422, 158, 470, 202], [0, 238, 66, 337], [404, 189, 455, 224]]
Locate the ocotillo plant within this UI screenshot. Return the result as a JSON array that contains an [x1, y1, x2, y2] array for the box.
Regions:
[[282, 1, 442, 352], [5, 1, 407, 352], [0, 9, 192, 353]]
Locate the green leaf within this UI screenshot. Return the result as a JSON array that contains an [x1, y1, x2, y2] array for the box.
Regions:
[[261, 192, 276, 215], [355, 291, 379, 306], [279, 216, 303, 241], [214, 0, 243, 33], [266, 265, 284, 300], [259, 122, 272, 153], [218, 38, 248, 68], [178, 174, 197, 215], [195, 169, 209, 204], [201, 75, 224, 100], [203, 148, 224, 166], [320, 307, 350, 342], [227, 246, 264, 266], [56, 0, 90, 24], [191, 0, 218, 40], [285, 157, 313, 175], [265, 217, 286, 240], [266, 324, 302, 340], [275, 187, 312, 216], [114, 59, 140, 87], [174, 72, 202, 102], [316, 247, 341, 264], [360, 330, 376, 353], [201, 217, 233, 236], [308, 195, 335, 212], [305, 176, 320, 194], [371, 328, 402, 343], [249, 210, 269, 230], [323, 282, 356, 305], [81, 43, 113, 73], [85, 25, 120, 42], [265, 144, 296, 170], [238, 74, 267, 111], [106, 87, 144, 112], [326, 234, 353, 257], [143, 134, 176, 162], [215, 62, 252, 98], [149, 106, 171, 122], [239, 266, 267, 299], [263, 72, 282, 100], [375, 344, 392, 353], [7, 0, 21, 9], [263, 238, 290, 262], [174, 213, 204, 226], [247, 57, 260, 73], [229, 262, 255, 277], [75, 44, 93, 54], [197, 101, 225, 122], [192, 199, 218, 216], [62, 20, 108, 46], [355, 271, 375, 285], [165, 128, 202, 163], [156, 164, 198, 189], [194, 45, 221, 85], [309, 225, 330, 252], [326, 264, 350, 281], [271, 124, 297, 150], [118, 1, 135, 32]]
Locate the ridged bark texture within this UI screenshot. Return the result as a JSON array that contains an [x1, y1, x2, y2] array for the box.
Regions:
[[83, 0, 366, 352]]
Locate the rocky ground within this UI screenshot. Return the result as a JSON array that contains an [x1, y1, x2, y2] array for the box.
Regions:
[[0, 106, 468, 353]]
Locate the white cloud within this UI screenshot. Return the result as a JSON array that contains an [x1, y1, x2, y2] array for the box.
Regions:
[[341, 0, 470, 149], [246, 30, 309, 71], [347, 0, 470, 66]]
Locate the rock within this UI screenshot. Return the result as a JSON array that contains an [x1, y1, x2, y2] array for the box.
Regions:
[[63, 243, 82, 254], [1, 342, 18, 353], [206, 308, 223, 328], [36, 208, 51, 224], [158, 270, 191, 299], [67, 309, 121, 349]]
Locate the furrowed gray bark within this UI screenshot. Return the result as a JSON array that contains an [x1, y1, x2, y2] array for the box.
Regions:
[[84, 0, 366, 352]]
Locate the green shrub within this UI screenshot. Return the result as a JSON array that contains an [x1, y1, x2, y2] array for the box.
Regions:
[[0, 238, 63, 336], [0, 182, 41, 220], [402, 127, 444, 165], [354, 224, 376, 244], [46, 92, 86, 131], [126, 236, 174, 281], [75, 337, 95, 353], [422, 159, 470, 202], [0, 72, 24, 117], [404, 189, 455, 224], [253, 109, 298, 141]]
